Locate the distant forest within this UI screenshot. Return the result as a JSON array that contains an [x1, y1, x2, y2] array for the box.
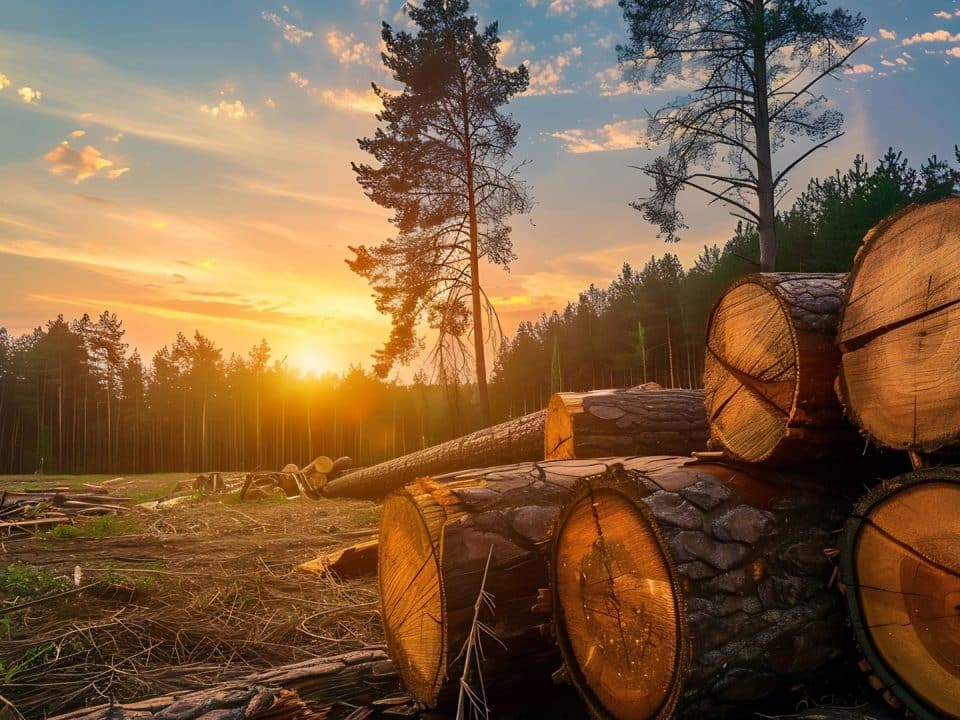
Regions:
[[1, 148, 958, 474]]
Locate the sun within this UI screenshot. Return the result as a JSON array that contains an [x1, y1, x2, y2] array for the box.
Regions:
[[292, 350, 331, 378]]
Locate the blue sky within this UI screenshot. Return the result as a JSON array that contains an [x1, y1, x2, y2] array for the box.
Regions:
[[1, 0, 958, 376]]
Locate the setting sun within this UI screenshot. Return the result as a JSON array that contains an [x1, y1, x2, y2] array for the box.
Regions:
[[292, 349, 331, 377]]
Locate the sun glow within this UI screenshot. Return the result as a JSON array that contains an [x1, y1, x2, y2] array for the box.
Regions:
[[292, 349, 331, 377]]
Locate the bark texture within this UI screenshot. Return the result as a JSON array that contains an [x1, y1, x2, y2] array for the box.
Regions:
[[324, 410, 545, 499], [838, 197, 960, 454], [545, 388, 708, 460], [704, 272, 855, 464], [839, 467, 960, 720], [552, 457, 847, 720], [47, 649, 401, 720]]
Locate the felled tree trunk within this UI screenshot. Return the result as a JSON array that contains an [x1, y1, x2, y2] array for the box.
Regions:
[[324, 410, 546, 499], [839, 467, 960, 720], [838, 198, 960, 455], [47, 649, 401, 720], [551, 458, 847, 720], [545, 388, 708, 460], [378, 458, 645, 708], [704, 272, 855, 464]]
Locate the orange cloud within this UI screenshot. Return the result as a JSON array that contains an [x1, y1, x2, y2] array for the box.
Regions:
[[42, 142, 130, 184], [320, 87, 382, 114]]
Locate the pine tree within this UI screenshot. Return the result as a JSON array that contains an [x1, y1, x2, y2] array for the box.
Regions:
[[350, 0, 531, 425]]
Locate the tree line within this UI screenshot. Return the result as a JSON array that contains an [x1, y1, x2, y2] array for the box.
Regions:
[[2, 148, 955, 475]]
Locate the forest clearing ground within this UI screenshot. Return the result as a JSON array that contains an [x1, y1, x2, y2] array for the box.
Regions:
[[0, 473, 384, 718]]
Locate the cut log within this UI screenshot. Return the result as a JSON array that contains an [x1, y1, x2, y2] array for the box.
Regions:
[[379, 458, 644, 708], [298, 538, 379, 578], [325, 410, 547, 499], [839, 467, 960, 720], [46, 648, 401, 720], [704, 272, 855, 464], [545, 388, 708, 460], [838, 198, 960, 454], [551, 458, 847, 719]]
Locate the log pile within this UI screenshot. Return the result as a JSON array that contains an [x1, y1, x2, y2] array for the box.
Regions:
[[0, 485, 132, 536]]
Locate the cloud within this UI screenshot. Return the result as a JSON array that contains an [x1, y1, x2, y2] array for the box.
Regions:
[[934, 10, 960, 19], [42, 142, 130, 184], [523, 46, 583, 96], [18, 86, 41, 103], [104, 132, 123, 143], [595, 64, 693, 96], [948, 46, 960, 57], [843, 63, 874, 75], [73, 193, 120, 207], [69, 129, 86, 138], [880, 59, 896, 67], [550, 118, 645, 153], [261, 11, 313, 44], [288, 70, 310, 88], [0, 73, 9, 90], [325, 29, 379, 67], [536, 0, 615, 16], [879, 28, 897, 40], [320, 87, 382, 114], [902, 30, 960, 45], [264, 97, 276, 109], [200, 99, 249, 119]]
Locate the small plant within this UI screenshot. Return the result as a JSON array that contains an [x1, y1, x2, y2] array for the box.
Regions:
[[0, 563, 70, 597], [40, 515, 140, 540]]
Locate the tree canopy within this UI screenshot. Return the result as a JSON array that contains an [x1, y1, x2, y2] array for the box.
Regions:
[[619, 0, 865, 270]]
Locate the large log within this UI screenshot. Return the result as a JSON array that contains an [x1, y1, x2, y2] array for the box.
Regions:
[[551, 459, 847, 719], [324, 410, 546, 499], [47, 649, 402, 720], [838, 198, 960, 454], [839, 467, 960, 720], [703, 272, 855, 464], [378, 458, 642, 708], [545, 388, 708, 460]]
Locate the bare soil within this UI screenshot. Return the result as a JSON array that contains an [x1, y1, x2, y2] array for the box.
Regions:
[[0, 473, 383, 719]]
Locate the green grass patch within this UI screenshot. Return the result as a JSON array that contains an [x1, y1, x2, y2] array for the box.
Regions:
[[39, 515, 142, 540], [351, 506, 381, 527], [0, 563, 71, 597]]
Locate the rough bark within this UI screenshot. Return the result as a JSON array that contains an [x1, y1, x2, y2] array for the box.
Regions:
[[47, 649, 402, 720], [378, 458, 641, 708], [704, 272, 856, 464], [838, 197, 960, 455], [839, 467, 960, 720], [324, 410, 545, 499], [545, 388, 708, 460], [551, 457, 848, 720]]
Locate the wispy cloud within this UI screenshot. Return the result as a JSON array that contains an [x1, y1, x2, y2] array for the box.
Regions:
[[934, 9, 960, 19], [902, 29, 960, 45], [843, 63, 875, 75], [550, 119, 644, 153], [17, 86, 41, 103], [199, 99, 250, 119], [523, 46, 582, 96], [321, 87, 382, 114], [261, 10, 313, 45], [0, 72, 9, 90], [42, 141, 130, 184], [326, 29, 380, 67], [879, 28, 896, 40]]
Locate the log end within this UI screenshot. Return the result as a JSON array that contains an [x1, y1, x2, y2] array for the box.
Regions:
[[545, 393, 579, 460]]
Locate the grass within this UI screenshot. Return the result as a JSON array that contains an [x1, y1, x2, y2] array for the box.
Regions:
[[0, 563, 71, 597], [39, 515, 142, 540]]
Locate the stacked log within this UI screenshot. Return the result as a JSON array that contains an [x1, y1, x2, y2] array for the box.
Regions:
[[378, 459, 634, 707], [544, 387, 708, 460], [837, 197, 960, 457], [549, 457, 846, 720], [839, 468, 960, 720], [703, 273, 856, 464]]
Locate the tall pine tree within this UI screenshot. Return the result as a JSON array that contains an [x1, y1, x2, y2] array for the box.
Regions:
[[349, 0, 531, 425]]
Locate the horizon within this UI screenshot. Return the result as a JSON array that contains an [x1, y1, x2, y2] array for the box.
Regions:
[[2, 0, 959, 378]]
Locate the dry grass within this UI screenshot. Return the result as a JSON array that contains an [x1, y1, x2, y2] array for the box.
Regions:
[[0, 473, 383, 718]]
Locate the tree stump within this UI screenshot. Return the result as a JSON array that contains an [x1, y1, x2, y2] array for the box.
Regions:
[[839, 467, 960, 720], [378, 458, 648, 708], [704, 272, 854, 464], [551, 458, 846, 719], [838, 197, 960, 454], [545, 388, 708, 460]]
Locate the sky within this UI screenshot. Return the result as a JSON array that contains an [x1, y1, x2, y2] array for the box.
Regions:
[[1, 0, 958, 378]]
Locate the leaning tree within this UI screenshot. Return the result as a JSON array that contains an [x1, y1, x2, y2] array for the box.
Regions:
[[350, 0, 531, 425], [619, 0, 865, 271]]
